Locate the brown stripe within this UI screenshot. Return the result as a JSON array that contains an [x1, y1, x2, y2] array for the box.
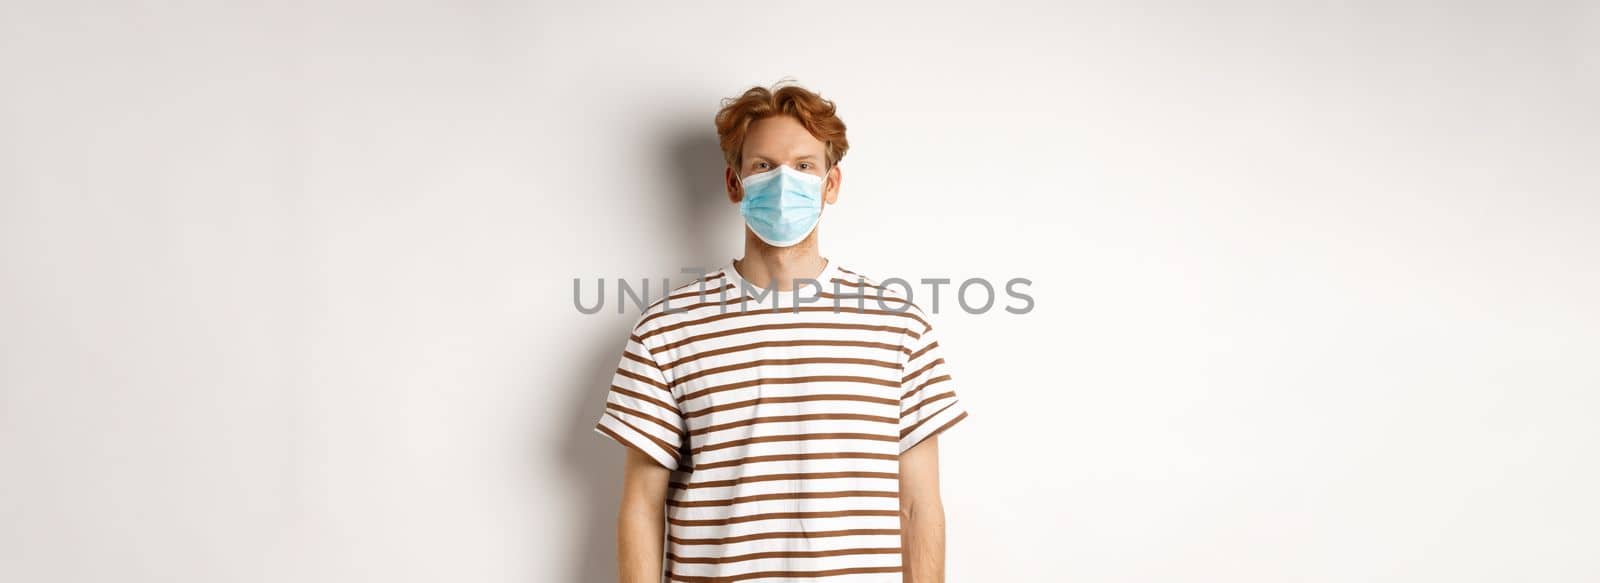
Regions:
[[687, 394, 896, 420], [640, 306, 929, 341], [669, 471, 898, 490], [643, 273, 729, 310], [908, 340, 940, 361], [900, 391, 955, 419], [603, 412, 682, 465], [691, 412, 896, 437], [905, 410, 968, 451], [819, 285, 934, 329], [616, 367, 668, 391], [621, 350, 660, 371], [900, 374, 951, 401], [606, 402, 685, 439], [829, 277, 881, 290], [669, 527, 900, 545], [642, 281, 736, 320], [667, 509, 900, 527], [901, 358, 945, 384], [675, 357, 899, 388], [667, 489, 897, 508], [608, 385, 678, 414], [653, 322, 919, 354], [640, 292, 752, 328], [900, 400, 959, 439], [668, 546, 899, 565], [595, 421, 677, 466], [683, 374, 898, 403], [662, 339, 911, 370], [690, 451, 898, 471], [672, 280, 733, 298], [697, 432, 896, 454], [815, 290, 909, 305], [670, 566, 904, 582], [825, 278, 931, 332]]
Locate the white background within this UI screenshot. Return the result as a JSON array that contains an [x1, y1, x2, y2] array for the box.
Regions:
[[3, 1, 1597, 581]]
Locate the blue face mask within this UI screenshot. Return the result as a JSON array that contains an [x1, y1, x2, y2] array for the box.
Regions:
[[738, 164, 825, 247]]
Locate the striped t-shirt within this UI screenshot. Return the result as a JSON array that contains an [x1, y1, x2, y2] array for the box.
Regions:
[[593, 258, 969, 582]]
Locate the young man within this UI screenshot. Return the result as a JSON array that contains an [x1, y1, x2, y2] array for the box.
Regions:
[[593, 82, 969, 582]]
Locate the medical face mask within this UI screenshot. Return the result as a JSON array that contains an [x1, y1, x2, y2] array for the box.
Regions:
[[738, 164, 825, 247]]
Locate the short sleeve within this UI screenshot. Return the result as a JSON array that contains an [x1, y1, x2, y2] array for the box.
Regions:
[[898, 323, 968, 454], [592, 331, 688, 470]]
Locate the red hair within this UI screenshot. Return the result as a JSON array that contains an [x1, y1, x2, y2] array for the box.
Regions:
[[714, 81, 849, 170]]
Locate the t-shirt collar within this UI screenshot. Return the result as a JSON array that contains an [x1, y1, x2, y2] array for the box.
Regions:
[[725, 256, 839, 299]]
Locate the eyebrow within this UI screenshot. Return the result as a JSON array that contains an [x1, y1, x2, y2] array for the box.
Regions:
[[746, 153, 822, 162]]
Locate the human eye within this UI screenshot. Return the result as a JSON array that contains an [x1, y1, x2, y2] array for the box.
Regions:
[[753, 160, 771, 170], [797, 162, 813, 170]]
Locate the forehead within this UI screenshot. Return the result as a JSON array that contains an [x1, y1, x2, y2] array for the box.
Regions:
[[743, 115, 825, 159]]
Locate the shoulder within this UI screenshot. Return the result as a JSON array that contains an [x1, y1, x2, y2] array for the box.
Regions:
[[829, 263, 933, 333], [630, 266, 735, 338]]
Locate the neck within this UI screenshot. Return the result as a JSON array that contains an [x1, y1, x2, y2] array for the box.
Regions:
[[735, 230, 826, 292]]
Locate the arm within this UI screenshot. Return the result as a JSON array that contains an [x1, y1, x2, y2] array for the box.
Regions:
[[899, 435, 946, 583], [617, 447, 672, 583]]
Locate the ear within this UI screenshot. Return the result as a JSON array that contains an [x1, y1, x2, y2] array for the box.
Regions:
[[823, 164, 842, 205], [725, 166, 743, 204]]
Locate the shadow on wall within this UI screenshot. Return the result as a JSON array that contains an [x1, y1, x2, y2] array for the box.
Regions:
[[551, 121, 729, 582], [670, 122, 737, 265]]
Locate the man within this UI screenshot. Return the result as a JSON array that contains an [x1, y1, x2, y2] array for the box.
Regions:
[[593, 81, 969, 582]]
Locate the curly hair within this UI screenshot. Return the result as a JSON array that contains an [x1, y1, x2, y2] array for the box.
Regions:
[[714, 80, 849, 171]]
